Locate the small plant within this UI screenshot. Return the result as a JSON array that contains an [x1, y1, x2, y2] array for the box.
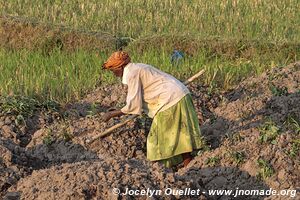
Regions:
[[60, 122, 73, 142], [43, 132, 54, 146], [230, 151, 246, 165], [0, 95, 40, 117], [284, 115, 297, 130], [63, 109, 80, 118], [116, 102, 126, 108], [225, 132, 244, 145], [196, 144, 211, 156], [205, 156, 220, 167], [258, 120, 280, 145], [207, 114, 217, 124], [257, 158, 275, 180], [288, 117, 300, 134], [207, 82, 218, 97], [232, 133, 244, 142], [15, 114, 26, 126], [268, 83, 288, 96], [42, 99, 61, 112], [285, 139, 300, 158], [239, 109, 252, 119], [138, 113, 150, 128], [62, 131, 73, 142], [86, 102, 98, 116], [0, 96, 62, 118], [268, 73, 283, 81]]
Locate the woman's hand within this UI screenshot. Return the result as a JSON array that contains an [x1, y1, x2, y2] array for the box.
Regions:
[[102, 112, 114, 122], [102, 110, 124, 122]]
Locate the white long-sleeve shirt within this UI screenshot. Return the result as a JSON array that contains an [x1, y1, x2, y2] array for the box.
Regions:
[[121, 63, 189, 118]]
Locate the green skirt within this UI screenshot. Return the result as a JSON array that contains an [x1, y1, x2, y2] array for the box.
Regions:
[[147, 94, 205, 167]]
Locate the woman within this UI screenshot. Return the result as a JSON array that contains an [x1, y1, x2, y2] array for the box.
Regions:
[[102, 51, 205, 168]]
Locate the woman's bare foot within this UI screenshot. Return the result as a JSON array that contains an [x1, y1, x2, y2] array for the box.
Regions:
[[182, 152, 193, 167]]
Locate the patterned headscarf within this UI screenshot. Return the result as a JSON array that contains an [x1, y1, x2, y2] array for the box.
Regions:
[[102, 51, 131, 70]]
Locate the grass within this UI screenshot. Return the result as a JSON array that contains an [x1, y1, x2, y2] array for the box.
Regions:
[[1, 0, 299, 42], [257, 158, 275, 180], [285, 139, 300, 158], [230, 151, 246, 165], [225, 132, 245, 146], [0, 42, 298, 104], [284, 115, 300, 134], [0, 1, 299, 103], [205, 156, 220, 167], [0, 49, 115, 103]]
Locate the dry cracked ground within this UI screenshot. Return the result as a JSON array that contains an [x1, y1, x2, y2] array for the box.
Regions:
[[1, 62, 300, 200]]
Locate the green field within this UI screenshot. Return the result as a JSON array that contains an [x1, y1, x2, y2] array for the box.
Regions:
[[1, 0, 299, 41], [0, 0, 299, 103]]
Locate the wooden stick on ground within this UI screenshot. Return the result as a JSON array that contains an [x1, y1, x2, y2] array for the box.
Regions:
[[85, 115, 138, 144], [85, 69, 205, 145]]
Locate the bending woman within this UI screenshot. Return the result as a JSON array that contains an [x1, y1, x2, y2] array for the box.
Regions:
[[102, 51, 205, 168]]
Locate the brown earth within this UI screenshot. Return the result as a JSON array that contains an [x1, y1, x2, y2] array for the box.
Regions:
[[1, 62, 300, 199], [0, 15, 116, 53], [1, 15, 299, 62]]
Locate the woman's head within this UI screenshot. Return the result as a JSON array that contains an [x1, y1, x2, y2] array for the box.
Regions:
[[102, 51, 131, 77]]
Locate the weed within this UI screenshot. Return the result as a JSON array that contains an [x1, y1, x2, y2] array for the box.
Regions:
[[62, 131, 73, 142], [268, 73, 283, 81], [258, 120, 280, 145], [230, 151, 246, 165], [0, 96, 40, 117], [196, 145, 211, 156], [207, 82, 218, 97], [284, 115, 300, 134], [232, 133, 244, 142], [205, 156, 220, 167], [137, 113, 150, 128], [225, 132, 244, 145], [0, 95, 62, 119], [15, 114, 26, 126], [43, 131, 54, 146], [257, 158, 275, 180], [116, 102, 126, 109], [42, 100, 61, 112], [86, 103, 99, 116], [268, 83, 288, 96], [285, 139, 300, 158], [239, 109, 252, 120], [208, 115, 218, 124], [59, 122, 73, 142]]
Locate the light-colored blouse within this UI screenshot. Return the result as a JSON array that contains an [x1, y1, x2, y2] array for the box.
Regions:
[[121, 63, 189, 118]]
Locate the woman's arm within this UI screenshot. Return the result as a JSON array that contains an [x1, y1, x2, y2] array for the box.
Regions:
[[121, 71, 143, 115]]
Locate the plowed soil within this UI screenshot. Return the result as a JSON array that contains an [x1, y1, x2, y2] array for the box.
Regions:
[[1, 62, 300, 199]]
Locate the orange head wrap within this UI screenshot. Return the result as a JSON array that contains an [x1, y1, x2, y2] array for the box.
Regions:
[[102, 51, 131, 70]]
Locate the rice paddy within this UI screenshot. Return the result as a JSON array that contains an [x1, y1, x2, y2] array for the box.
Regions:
[[0, 0, 299, 103]]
